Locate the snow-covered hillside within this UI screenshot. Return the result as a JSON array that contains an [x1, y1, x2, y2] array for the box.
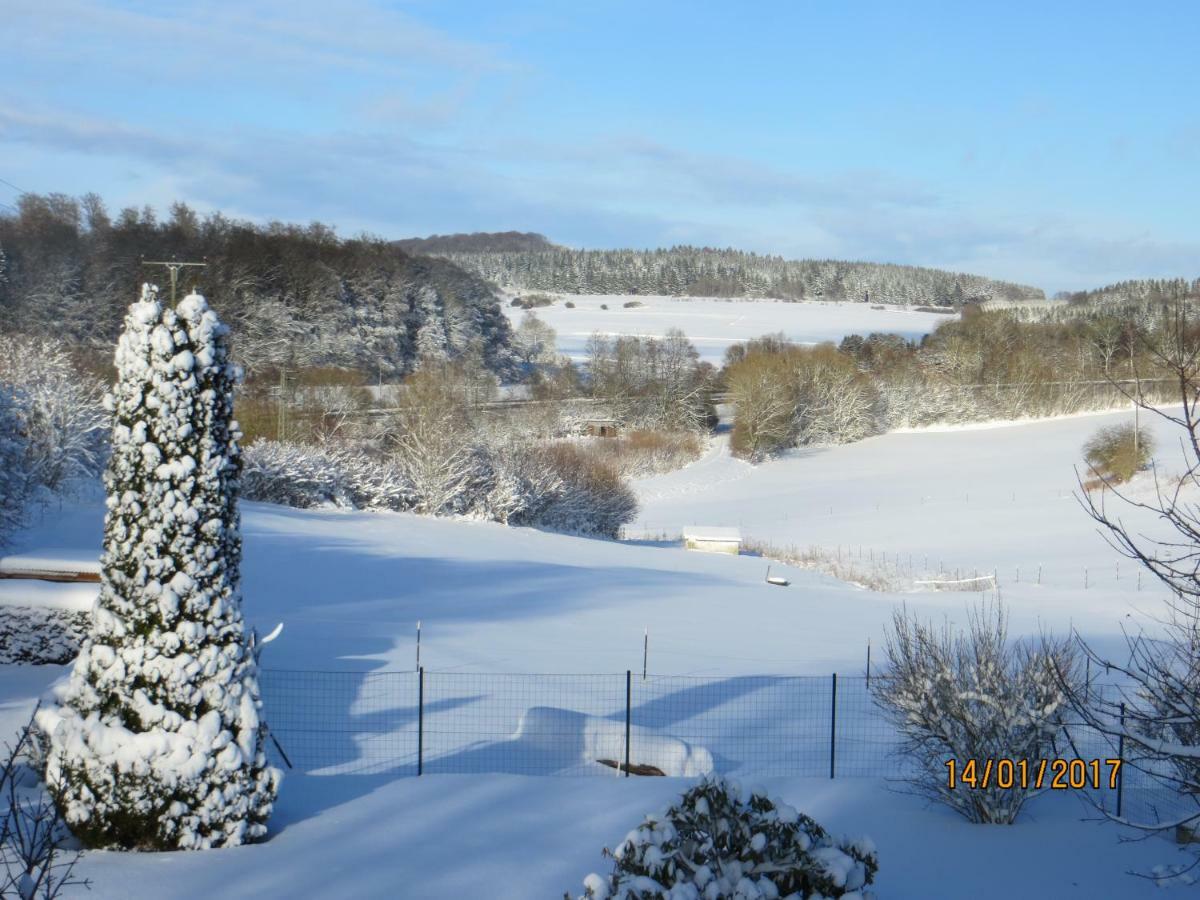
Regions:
[[502, 295, 953, 364], [10, 406, 1170, 678], [1, 404, 1191, 897]]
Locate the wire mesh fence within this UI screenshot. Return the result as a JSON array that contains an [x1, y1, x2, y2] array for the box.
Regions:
[[259, 668, 1191, 829]]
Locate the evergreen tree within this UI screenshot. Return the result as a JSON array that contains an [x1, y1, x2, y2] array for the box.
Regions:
[[38, 285, 279, 850]]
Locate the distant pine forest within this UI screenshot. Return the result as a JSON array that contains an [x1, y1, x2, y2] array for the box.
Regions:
[[429, 241, 1046, 307]]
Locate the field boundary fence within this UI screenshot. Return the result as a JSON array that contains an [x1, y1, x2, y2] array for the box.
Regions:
[[258, 669, 1193, 830], [615, 529, 1170, 597]]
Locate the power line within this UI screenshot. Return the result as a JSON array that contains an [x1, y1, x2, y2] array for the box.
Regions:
[[0, 176, 27, 196], [141, 258, 207, 302]]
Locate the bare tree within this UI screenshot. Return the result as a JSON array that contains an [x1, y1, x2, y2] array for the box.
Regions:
[[1089, 316, 1126, 376], [727, 352, 796, 459], [388, 360, 493, 515], [512, 312, 557, 368], [1070, 299, 1200, 837], [2, 717, 90, 898], [874, 602, 1079, 824]]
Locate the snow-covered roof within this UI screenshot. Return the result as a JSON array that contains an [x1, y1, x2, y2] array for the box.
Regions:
[[0, 553, 101, 575], [681, 526, 742, 542]]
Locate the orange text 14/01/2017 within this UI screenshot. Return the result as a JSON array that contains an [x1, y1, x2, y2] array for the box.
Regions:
[[945, 758, 1123, 791]]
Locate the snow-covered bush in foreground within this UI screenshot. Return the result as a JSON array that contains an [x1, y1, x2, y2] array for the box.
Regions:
[[874, 602, 1078, 824], [572, 775, 877, 900], [38, 286, 279, 850]]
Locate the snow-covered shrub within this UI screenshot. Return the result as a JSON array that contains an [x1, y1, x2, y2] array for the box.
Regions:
[[242, 429, 639, 535], [0, 335, 106, 491], [572, 775, 878, 900], [575, 430, 704, 477], [241, 439, 358, 508], [516, 444, 637, 538], [874, 602, 1079, 824], [1083, 422, 1154, 485], [341, 446, 418, 511], [242, 439, 422, 512], [38, 286, 280, 850], [0, 606, 89, 664]]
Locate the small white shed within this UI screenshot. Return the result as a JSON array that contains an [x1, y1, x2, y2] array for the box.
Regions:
[[681, 526, 742, 556]]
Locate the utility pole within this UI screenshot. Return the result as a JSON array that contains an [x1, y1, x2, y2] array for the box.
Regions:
[[141, 258, 207, 303], [1128, 324, 1140, 457], [277, 368, 288, 442]]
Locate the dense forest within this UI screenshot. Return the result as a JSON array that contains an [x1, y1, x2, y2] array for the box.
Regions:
[[1063, 277, 1200, 308], [0, 194, 518, 378], [431, 243, 1045, 307], [393, 231, 558, 254], [1000, 277, 1200, 326]]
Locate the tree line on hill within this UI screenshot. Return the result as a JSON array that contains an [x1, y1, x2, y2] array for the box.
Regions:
[[1003, 277, 1200, 327], [0, 194, 518, 379], [426, 242, 1045, 306], [724, 304, 1183, 458], [393, 231, 557, 254]]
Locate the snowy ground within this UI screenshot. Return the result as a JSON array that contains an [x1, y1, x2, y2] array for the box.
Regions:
[[71, 776, 1185, 900], [500, 294, 953, 364], [634, 406, 1187, 665], [1, 405, 1194, 896]]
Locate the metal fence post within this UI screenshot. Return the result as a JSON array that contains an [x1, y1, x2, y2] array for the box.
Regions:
[[418, 666, 425, 776], [625, 670, 632, 777], [830, 673, 838, 779], [1116, 702, 1125, 818]]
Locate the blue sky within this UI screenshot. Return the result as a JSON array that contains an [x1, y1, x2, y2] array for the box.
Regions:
[[2, 0, 1197, 291]]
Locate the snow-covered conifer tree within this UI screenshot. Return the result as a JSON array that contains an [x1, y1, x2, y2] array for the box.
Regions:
[[38, 285, 279, 850]]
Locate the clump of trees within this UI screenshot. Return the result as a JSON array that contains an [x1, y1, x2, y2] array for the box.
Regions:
[[240, 356, 639, 537], [726, 337, 876, 459], [723, 298, 1186, 459], [586, 329, 716, 432], [874, 603, 1079, 824], [0, 334, 107, 545], [0, 192, 517, 379], [572, 775, 877, 899]]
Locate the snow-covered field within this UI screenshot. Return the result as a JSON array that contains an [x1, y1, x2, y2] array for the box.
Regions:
[[2, 405, 1193, 897], [633, 406, 1185, 661], [501, 294, 954, 364]]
